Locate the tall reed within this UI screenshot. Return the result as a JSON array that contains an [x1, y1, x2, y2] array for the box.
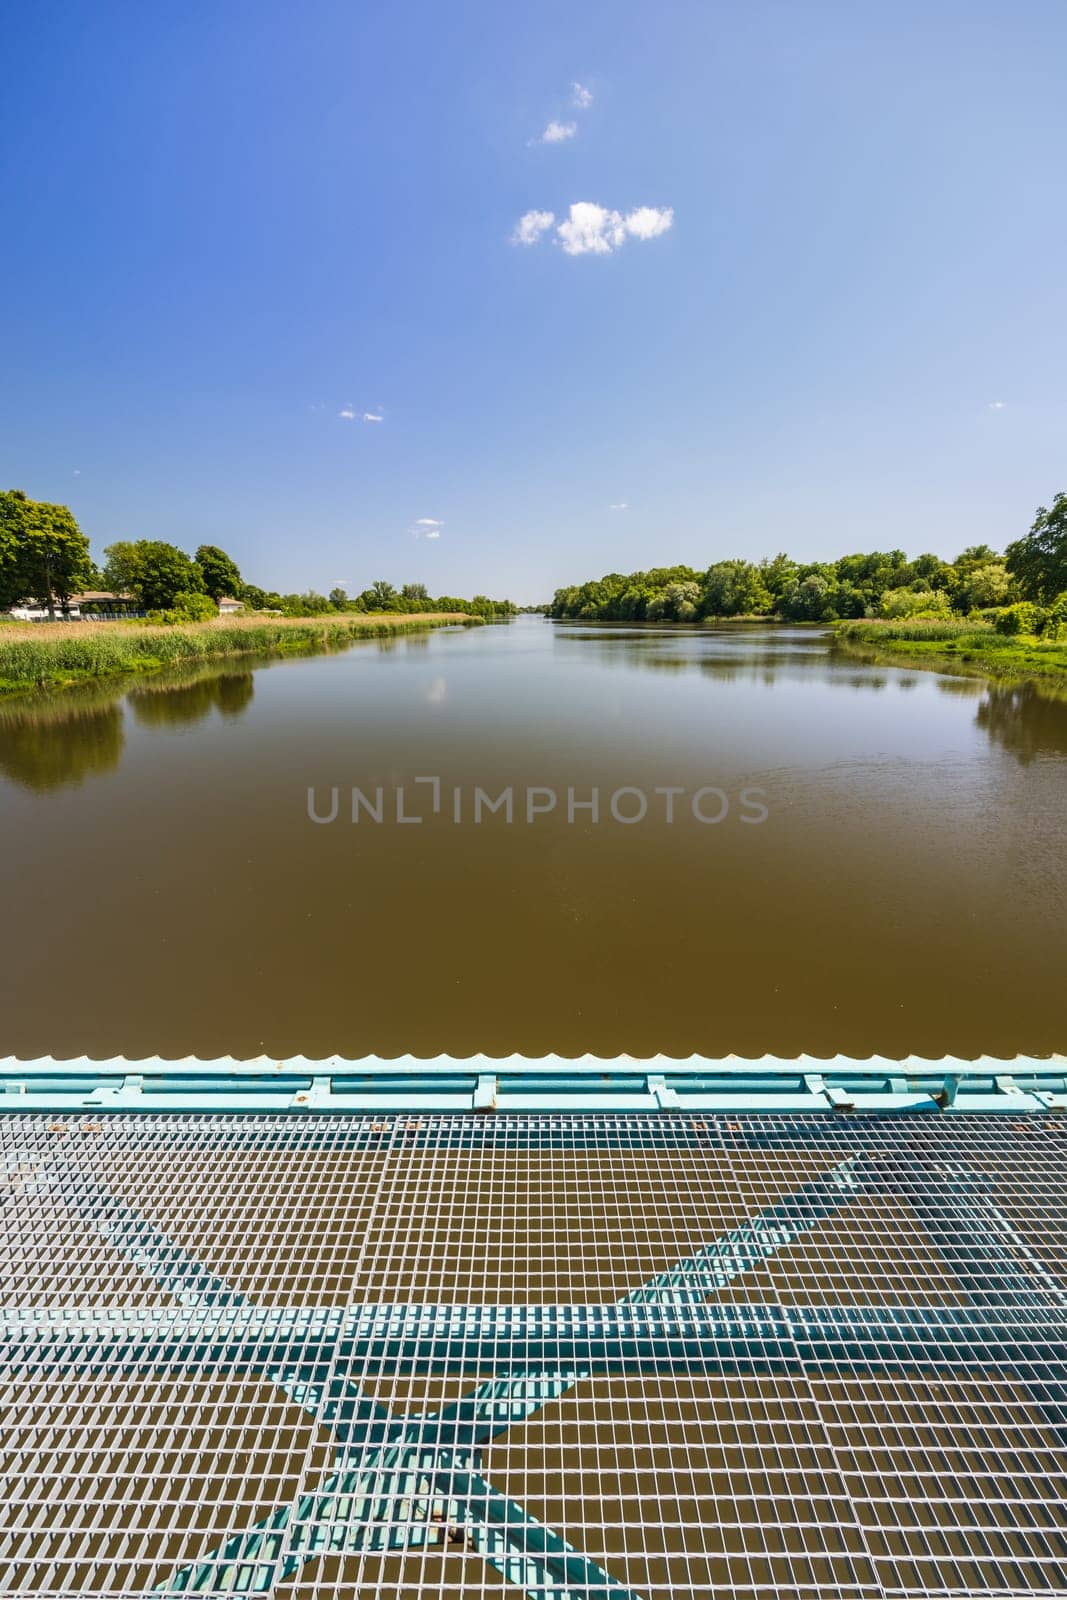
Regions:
[[0, 613, 475, 689]]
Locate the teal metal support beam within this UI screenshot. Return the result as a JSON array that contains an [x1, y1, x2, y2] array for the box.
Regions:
[[2, 1055, 1065, 1114], [6, 1300, 1067, 1378]]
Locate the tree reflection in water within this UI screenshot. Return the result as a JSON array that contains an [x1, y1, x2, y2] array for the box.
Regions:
[[975, 680, 1067, 765], [128, 672, 254, 727], [0, 696, 124, 792], [0, 665, 256, 791]]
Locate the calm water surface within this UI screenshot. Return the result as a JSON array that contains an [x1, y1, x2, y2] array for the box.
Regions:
[[1, 618, 1064, 1058]]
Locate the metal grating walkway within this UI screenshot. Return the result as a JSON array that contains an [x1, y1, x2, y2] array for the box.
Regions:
[[1, 1109, 1066, 1597]]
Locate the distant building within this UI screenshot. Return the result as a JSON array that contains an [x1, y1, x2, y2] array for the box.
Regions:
[[4, 591, 142, 622], [217, 596, 245, 615]]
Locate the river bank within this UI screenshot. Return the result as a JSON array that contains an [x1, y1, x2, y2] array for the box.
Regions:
[[834, 618, 1067, 682], [0, 611, 478, 695]]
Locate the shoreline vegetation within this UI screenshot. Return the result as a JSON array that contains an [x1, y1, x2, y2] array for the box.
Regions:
[[832, 618, 1067, 681], [0, 611, 479, 696], [548, 494, 1067, 685]]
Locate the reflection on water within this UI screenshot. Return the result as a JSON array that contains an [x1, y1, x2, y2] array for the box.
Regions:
[[0, 618, 1064, 1058], [0, 660, 258, 790], [976, 681, 1067, 764], [0, 695, 124, 792], [129, 672, 254, 727]]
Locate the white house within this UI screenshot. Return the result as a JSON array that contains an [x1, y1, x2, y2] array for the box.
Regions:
[[217, 596, 245, 615]]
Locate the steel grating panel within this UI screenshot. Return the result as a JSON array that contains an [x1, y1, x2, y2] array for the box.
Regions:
[[0, 1110, 1066, 1598]]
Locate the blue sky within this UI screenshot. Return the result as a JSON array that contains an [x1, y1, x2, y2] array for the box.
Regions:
[[3, 0, 1065, 603]]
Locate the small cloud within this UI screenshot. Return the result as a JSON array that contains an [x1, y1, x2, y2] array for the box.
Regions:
[[338, 407, 356, 420], [554, 201, 674, 256], [414, 519, 443, 540], [425, 529, 441, 540], [72, 469, 81, 477], [361, 411, 383, 422], [511, 209, 555, 246], [988, 400, 1007, 410], [609, 501, 628, 510], [624, 205, 674, 241], [415, 518, 441, 526], [572, 81, 593, 109], [532, 120, 577, 145]]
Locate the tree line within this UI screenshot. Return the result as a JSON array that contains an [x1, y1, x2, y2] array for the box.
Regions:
[[0, 491, 516, 621], [549, 492, 1067, 630]]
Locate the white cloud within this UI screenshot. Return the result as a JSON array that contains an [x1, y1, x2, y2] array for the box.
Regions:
[[988, 400, 1007, 409], [534, 120, 577, 145], [552, 202, 674, 256], [414, 519, 443, 540], [557, 202, 626, 255], [72, 469, 81, 477], [361, 411, 383, 422], [338, 407, 356, 419], [511, 209, 555, 246], [609, 501, 628, 510], [424, 530, 441, 540], [624, 205, 674, 241], [572, 81, 593, 108], [415, 518, 441, 526]]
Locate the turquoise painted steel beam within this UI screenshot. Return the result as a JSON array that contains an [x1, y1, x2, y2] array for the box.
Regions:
[[7, 1301, 1067, 1377]]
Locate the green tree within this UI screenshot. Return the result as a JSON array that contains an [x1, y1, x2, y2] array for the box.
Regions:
[[0, 490, 94, 617], [328, 586, 349, 610], [401, 582, 429, 606], [779, 568, 841, 621], [1005, 492, 1067, 602], [365, 579, 398, 611], [950, 560, 1013, 613], [700, 560, 772, 617], [238, 583, 283, 611], [195, 544, 242, 601], [103, 540, 205, 610], [878, 585, 952, 620]]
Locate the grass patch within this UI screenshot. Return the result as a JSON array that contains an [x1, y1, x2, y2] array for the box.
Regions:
[[834, 617, 1067, 680], [0, 612, 478, 695]]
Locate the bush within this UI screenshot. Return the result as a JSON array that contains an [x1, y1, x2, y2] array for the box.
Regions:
[[145, 591, 219, 625], [994, 601, 1047, 636], [878, 586, 953, 620], [1039, 592, 1067, 640]]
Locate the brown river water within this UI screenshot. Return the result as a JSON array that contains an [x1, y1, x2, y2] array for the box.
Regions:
[[0, 617, 1064, 1060]]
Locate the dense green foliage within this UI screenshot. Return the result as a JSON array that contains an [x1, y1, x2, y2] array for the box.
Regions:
[[551, 550, 1006, 624], [103, 540, 206, 610], [194, 543, 243, 601], [316, 581, 518, 619], [551, 494, 1067, 629], [1006, 492, 1067, 603], [0, 614, 480, 693], [0, 490, 94, 615]]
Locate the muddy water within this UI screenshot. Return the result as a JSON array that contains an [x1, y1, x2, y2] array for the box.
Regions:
[[0, 618, 1064, 1058]]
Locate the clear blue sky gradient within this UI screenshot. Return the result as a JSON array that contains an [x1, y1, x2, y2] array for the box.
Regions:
[[3, 0, 1065, 603]]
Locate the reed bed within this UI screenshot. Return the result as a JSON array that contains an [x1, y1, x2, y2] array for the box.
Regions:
[[0, 612, 474, 692], [835, 615, 1067, 680], [836, 618, 994, 643]]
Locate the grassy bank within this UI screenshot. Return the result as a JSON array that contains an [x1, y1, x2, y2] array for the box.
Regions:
[[834, 617, 1067, 680], [0, 611, 477, 694]]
